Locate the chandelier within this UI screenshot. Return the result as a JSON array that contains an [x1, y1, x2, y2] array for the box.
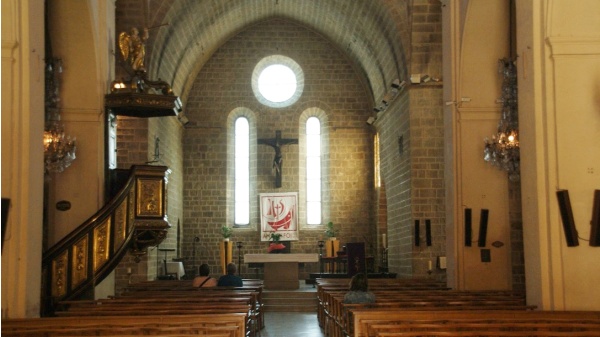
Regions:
[[483, 58, 520, 182], [44, 58, 76, 173]]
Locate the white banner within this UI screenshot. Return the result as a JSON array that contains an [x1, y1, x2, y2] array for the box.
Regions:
[[259, 192, 299, 241]]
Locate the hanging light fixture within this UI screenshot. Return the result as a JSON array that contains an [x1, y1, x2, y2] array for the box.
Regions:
[[483, 58, 520, 182], [43, 2, 75, 174], [483, 0, 519, 182], [44, 57, 76, 173]]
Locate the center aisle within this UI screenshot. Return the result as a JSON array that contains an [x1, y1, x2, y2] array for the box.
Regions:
[[259, 280, 326, 336], [261, 312, 325, 337]]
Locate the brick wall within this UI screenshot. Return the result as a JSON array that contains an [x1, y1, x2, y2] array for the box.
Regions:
[[410, 0, 443, 77], [114, 111, 184, 292], [408, 85, 445, 280], [376, 92, 412, 276], [182, 19, 374, 279], [107, 0, 528, 290]]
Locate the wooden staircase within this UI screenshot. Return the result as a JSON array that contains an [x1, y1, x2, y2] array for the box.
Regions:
[[41, 165, 171, 316], [262, 290, 318, 312]]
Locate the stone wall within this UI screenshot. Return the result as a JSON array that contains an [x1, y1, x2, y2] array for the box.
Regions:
[[114, 115, 184, 292], [181, 19, 374, 279]]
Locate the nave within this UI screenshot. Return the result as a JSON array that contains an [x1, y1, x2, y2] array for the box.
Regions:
[[262, 312, 325, 337], [3, 277, 600, 336], [260, 280, 325, 337]]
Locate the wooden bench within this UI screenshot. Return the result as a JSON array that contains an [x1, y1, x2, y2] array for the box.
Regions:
[[124, 280, 264, 329], [61, 301, 256, 336], [318, 286, 532, 337], [316, 278, 448, 329], [54, 281, 264, 337], [352, 310, 600, 337], [119, 281, 265, 332], [1, 313, 247, 337]]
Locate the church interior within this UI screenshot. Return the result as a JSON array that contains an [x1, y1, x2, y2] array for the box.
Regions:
[[2, 0, 600, 332]]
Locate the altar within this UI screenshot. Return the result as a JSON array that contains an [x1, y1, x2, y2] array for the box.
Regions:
[[244, 253, 319, 290]]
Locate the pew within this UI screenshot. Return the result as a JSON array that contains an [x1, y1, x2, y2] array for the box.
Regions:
[[46, 280, 265, 337], [352, 310, 600, 337], [315, 278, 537, 337], [118, 279, 265, 330], [120, 279, 264, 330], [316, 278, 448, 329], [1, 313, 247, 337]]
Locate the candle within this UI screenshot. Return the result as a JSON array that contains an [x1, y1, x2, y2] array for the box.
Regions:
[[127, 267, 132, 274], [428, 260, 432, 271], [382, 234, 387, 248]]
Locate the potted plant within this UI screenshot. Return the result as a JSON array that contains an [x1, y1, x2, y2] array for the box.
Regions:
[[325, 221, 336, 240], [268, 232, 286, 253], [221, 225, 232, 241], [270, 232, 282, 243]]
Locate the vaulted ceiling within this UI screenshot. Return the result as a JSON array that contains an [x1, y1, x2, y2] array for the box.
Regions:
[[131, 0, 411, 107]]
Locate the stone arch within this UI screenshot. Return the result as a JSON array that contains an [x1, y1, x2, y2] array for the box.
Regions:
[[122, 0, 411, 109]]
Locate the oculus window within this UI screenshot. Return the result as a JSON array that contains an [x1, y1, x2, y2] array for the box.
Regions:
[[252, 55, 304, 108]]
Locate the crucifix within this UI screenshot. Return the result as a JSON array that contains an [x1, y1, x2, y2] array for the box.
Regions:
[[258, 130, 298, 188]]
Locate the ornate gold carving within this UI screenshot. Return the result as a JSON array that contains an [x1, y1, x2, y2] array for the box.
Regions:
[[51, 251, 68, 297], [129, 228, 169, 262], [136, 178, 163, 217], [114, 198, 128, 252], [93, 219, 111, 271], [134, 219, 170, 229], [71, 237, 88, 288], [105, 93, 179, 108], [128, 188, 135, 227]]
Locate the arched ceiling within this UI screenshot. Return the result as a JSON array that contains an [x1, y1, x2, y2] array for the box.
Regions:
[[143, 0, 410, 107]]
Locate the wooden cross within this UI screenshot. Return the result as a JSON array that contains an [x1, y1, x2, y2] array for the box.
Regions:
[[258, 130, 298, 188]]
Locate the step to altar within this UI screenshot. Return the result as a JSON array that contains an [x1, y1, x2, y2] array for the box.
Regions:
[[261, 290, 318, 312], [306, 272, 397, 284]]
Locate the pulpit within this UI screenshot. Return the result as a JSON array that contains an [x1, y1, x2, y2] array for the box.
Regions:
[[244, 253, 319, 290]]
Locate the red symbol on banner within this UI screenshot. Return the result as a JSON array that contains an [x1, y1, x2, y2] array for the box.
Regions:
[[266, 199, 294, 230]]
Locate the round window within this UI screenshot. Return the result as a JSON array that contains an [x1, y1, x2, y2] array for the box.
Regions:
[[252, 55, 304, 108]]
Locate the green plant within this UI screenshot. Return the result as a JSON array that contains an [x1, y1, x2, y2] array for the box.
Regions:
[[324, 221, 336, 238], [221, 225, 233, 239], [270, 232, 282, 243]]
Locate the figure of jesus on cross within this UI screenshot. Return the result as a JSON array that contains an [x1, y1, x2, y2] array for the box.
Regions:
[[258, 130, 298, 188]]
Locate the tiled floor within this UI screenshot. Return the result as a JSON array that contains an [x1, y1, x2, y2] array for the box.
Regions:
[[261, 312, 325, 337], [259, 281, 326, 336]]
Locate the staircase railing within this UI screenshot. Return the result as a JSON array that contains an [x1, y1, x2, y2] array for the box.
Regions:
[[41, 165, 171, 316]]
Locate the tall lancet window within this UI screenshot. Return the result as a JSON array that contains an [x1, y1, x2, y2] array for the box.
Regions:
[[306, 117, 322, 225], [235, 117, 250, 225], [374, 133, 381, 188]]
